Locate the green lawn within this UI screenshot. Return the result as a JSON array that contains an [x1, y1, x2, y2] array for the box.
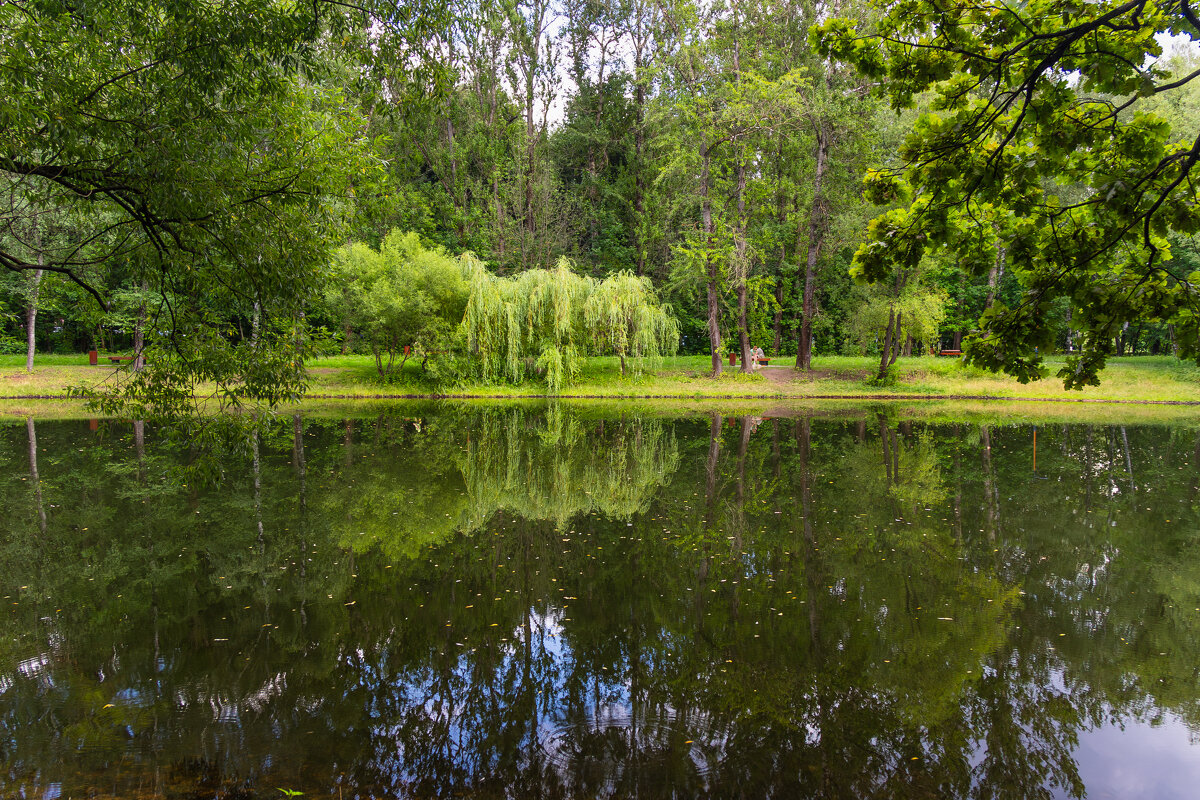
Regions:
[[303, 353, 1200, 401], [2, 352, 1199, 404]]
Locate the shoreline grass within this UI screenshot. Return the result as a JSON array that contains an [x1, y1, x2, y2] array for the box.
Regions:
[[2, 353, 1198, 408]]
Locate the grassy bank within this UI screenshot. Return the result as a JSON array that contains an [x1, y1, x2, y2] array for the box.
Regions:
[[3, 352, 1200, 404]]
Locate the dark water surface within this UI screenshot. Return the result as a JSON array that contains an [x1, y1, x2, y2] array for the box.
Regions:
[[2, 406, 1199, 799]]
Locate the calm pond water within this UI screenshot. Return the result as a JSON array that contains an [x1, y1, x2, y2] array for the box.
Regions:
[[1, 406, 1199, 799]]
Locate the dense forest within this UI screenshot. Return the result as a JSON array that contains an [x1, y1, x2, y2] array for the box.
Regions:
[[3, 0, 1200, 400]]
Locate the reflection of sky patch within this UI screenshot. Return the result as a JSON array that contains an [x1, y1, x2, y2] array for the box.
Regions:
[[1068, 714, 1200, 800]]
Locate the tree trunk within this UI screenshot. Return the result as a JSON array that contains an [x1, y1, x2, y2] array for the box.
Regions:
[[736, 149, 750, 373], [796, 418, 821, 652], [706, 412, 722, 511], [732, 26, 752, 374], [252, 431, 264, 546], [250, 300, 261, 349], [1121, 426, 1135, 492], [631, 4, 649, 276], [877, 307, 896, 381], [134, 419, 146, 484], [879, 414, 893, 484], [133, 280, 148, 371], [737, 283, 749, 373], [633, 75, 646, 275], [490, 77, 506, 268], [985, 245, 1006, 310], [445, 35, 461, 237], [27, 417, 46, 534], [24, 265, 42, 373], [773, 274, 785, 355], [981, 425, 998, 543], [797, 123, 830, 370], [525, 99, 536, 263], [701, 139, 722, 377], [771, 154, 789, 356], [892, 311, 903, 365]]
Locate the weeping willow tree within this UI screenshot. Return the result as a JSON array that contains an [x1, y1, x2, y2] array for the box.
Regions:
[[461, 260, 680, 392], [461, 257, 592, 392], [584, 272, 680, 375]]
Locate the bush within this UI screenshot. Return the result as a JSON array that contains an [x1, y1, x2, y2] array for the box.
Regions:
[[865, 364, 899, 387]]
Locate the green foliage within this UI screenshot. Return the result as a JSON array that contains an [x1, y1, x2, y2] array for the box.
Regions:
[[326, 232, 468, 380], [462, 259, 679, 392], [584, 272, 679, 376], [462, 258, 592, 392], [816, 1, 1200, 387], [0, 0, 408, 414], [849, 288, 948, 355]]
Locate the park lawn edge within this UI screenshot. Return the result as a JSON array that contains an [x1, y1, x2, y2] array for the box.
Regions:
[[1, 354, 1198, 410]]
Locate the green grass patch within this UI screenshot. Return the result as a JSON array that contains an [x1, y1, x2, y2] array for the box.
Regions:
[[5, 352, 1200, 406]]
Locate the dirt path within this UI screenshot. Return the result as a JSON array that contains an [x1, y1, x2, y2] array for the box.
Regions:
[[757, 366, 796, 385]]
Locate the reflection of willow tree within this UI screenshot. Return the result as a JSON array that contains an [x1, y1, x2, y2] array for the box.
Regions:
[[325, 406, 680, 560], [461, 405, 680, 527], [3, 416, 1200, 797]]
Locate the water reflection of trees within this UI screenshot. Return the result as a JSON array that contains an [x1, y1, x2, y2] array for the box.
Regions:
[[321, 406, 680, 559], [0, 411, 1199, 797]]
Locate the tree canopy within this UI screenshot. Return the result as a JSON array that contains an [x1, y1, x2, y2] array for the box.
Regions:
[[0, 0, 438, 412], [816, 0, 1200, 386], [461, 258, 679, 392], [326, 232, 469, 378]]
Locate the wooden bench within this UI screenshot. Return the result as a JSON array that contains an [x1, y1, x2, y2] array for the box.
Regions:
[[729, 353, 771, 367], [938, 349, 962, 357], [88, 351, 139, 366]]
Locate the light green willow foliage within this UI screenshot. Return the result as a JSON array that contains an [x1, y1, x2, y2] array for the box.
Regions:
[[584, 272, 679, 375], [462, 260, 679, 392]]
